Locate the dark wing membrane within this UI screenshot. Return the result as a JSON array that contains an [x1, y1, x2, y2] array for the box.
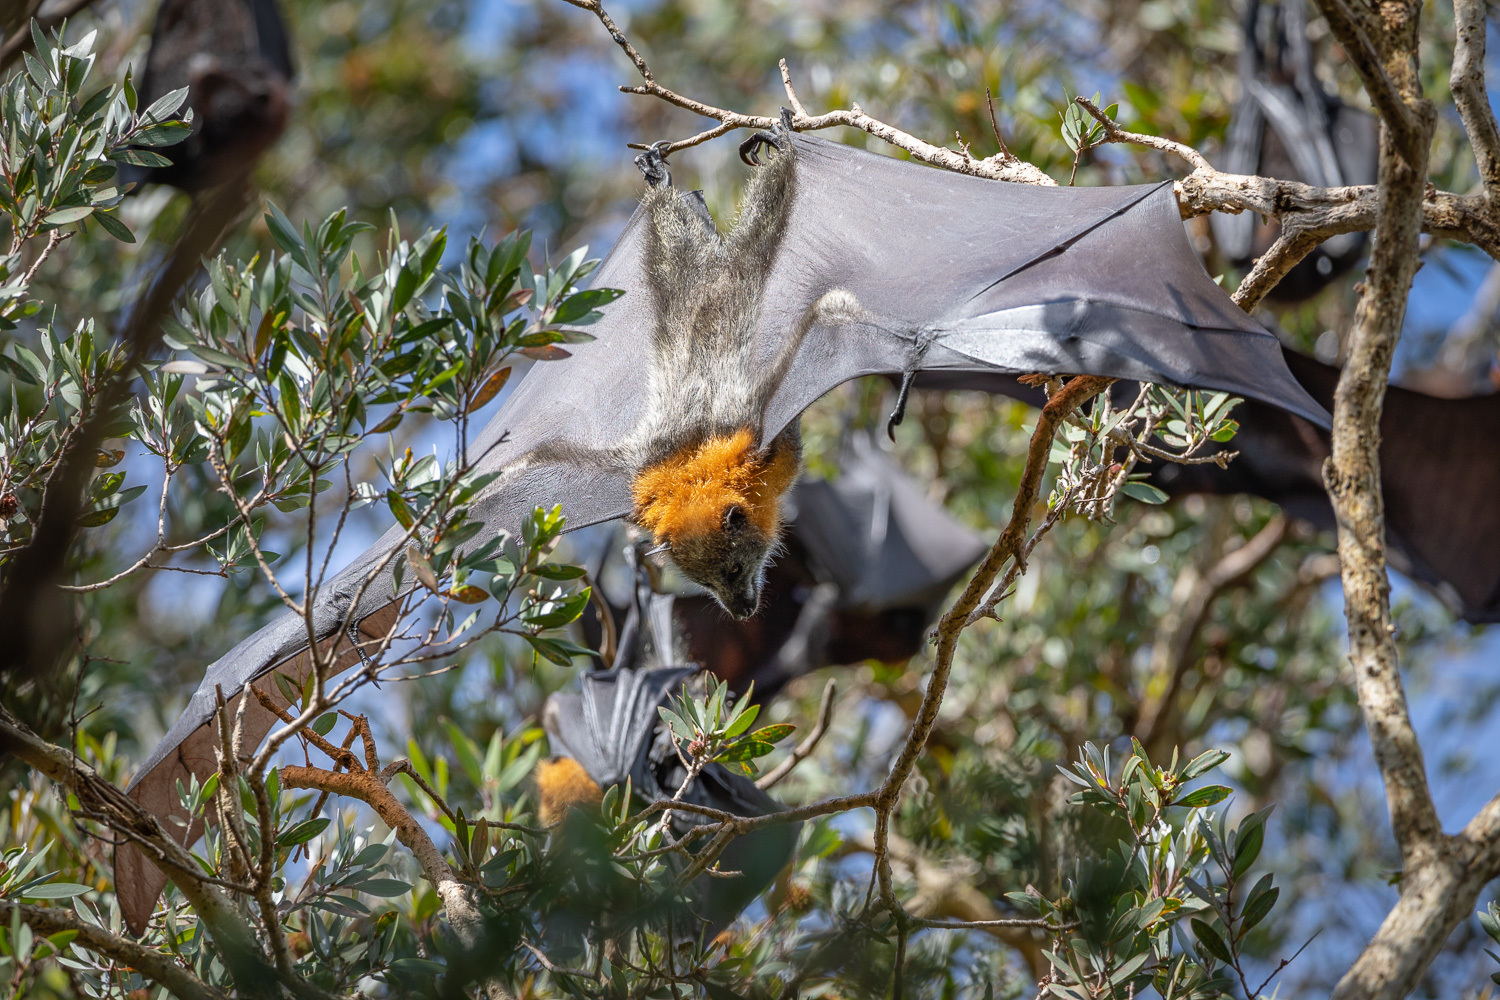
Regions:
[[758, 133, 1329, 439], [792, 431, 987, 612], [543, 666, 799, 936], [1150, 349, 1500, 624], [546, 666, 698, 790]]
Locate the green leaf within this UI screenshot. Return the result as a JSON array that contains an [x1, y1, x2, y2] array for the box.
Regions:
[[1173, 784, 1231, 809], [524, 635, 586, 666], [19, 882, 91, 900], [112, 148, 172, 168], [658, 708, 696, 743], [724, 703, 760, 740], [0, 353, 39, 384], [749, 723, 795, 745], [142, 86, 189, 122], [717, 740, 776, 762], [1240, 876, 1279, 934], [1191, 918, 1233, 965], [354, 877, 414, 898], [531, 563, 586, 581], [1233, 819, 1264, 879], [133, 123, 191, 147], [91, 210, 135, 243], [43, 206, 94, 225], [278, 817, 330, 847], [1121, 481, 1168, 504], [311, 713, 337, 736]]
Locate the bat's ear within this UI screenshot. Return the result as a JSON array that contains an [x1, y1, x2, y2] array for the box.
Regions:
[[723, 505, 748, 531]]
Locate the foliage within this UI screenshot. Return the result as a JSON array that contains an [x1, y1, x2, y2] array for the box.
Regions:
[[0, 3, 1496, 1000]]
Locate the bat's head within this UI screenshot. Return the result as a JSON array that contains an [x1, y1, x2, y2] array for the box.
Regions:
[[668, 507, 777, 619], [632, 428, 802, 620]]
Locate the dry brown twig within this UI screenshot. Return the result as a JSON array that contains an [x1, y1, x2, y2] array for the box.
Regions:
[[276, 715, 516, 1000], [756, 678, 836, 790]]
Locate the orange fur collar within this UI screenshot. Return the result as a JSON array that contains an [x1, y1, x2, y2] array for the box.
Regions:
[[632, 428, 799, 545]]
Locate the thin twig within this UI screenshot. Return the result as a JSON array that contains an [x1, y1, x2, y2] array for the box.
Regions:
[[1073, 96, 1211, 172], [757, 679, 836, 789]]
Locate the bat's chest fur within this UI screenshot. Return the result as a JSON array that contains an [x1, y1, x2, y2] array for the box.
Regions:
[[631, 427, 798, 548]]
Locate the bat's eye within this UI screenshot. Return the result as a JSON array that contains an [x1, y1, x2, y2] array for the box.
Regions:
[[728, 563, 744, 579], [724, 506, 747, 529]]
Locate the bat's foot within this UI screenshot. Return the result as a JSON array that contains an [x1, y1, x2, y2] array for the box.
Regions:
[[633, 140, 673, 188], [738, 107, 796, 166]]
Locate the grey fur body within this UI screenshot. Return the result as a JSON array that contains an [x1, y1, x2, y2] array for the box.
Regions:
[[630, 139, 802, 466], [532, 123, 861, 617]]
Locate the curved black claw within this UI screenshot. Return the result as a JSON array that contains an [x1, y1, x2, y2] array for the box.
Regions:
[[738, 106, 796, 166], [633, 140, 673, 188]]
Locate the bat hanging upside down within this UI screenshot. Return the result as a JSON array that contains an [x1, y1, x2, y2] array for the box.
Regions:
[[546, 111, 859, 619]]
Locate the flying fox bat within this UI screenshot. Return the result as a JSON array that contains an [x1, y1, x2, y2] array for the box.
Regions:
[[1149, 347, 1500, 623], [122, 0, 294, 192], [541, 658, 798, 935], [1211, 0, 1377, 301], [116, 119, 1330, 932]]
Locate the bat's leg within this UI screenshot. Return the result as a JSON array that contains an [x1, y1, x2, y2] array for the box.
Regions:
[[633, 140, 673, 188], [737, 107, 795, 166], [725, 108, 797, 295]]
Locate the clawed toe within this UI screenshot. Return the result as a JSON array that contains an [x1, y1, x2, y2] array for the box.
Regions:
[[633, 140, 673, 187], [738, 107, 797, 166]]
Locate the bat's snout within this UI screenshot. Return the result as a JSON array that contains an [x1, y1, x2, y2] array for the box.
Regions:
[[722, 582, 761, 620]]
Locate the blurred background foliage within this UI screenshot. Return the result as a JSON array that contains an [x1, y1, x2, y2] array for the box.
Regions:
[[3, 0, 1499, 997]]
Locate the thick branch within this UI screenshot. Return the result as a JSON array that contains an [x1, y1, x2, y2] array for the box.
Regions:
[[1319, 2, 1450, 997], [1232, 230, 1324, 311], [1452, 0, 1500, 204], [0, 899, 227, 1000], [279, 765, 515, 1000], [1313, 0, 1426, 155]]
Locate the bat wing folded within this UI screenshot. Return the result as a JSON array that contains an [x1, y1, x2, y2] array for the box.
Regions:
[[118, 132, 1328, 931]]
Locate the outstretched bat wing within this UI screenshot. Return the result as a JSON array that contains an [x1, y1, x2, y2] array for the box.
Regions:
[[119, 132, 1328, 931], [753, 134, 1328, 438]]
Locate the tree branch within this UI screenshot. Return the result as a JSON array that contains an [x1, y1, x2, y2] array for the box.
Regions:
[[279, 730, 516, 1000], [1231, 230, 1325, 312], [1313, 0, 1426, 155], [0, 899, 227, 1000], [557, 0, 1500, 271], [756, 679, 836, 790], [1074, 96, 1211, 172], [869, 375, 1115, 920], [1451, 0, 1500, 204]]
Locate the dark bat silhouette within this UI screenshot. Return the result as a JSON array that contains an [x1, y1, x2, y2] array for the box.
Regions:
[[1150, 347, 1500, 623], [668, 431, 987, 699], [122, 0, 293, 192], [1210, 0, 1378, 301], [541, 659, 799, 937], [116, 130, 1330, 931]]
